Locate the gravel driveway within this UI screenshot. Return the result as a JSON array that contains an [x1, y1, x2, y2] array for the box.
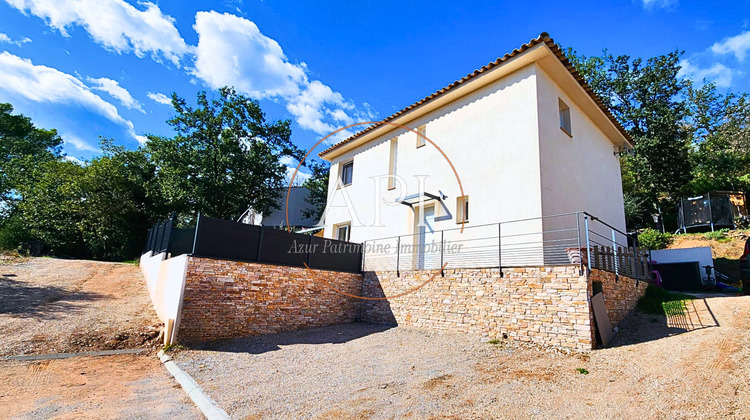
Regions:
[[173, 294, 750, 419]]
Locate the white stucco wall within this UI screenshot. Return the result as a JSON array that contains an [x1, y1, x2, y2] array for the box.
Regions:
[[534, 66, 627, 252], [324, 64, 544, 257]]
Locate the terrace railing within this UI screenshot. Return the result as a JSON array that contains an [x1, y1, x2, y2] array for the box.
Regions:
[[362, 211, 652, 281]]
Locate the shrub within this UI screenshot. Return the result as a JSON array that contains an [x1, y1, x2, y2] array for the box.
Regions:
[[638, 228, 672, 250], [704, 228, 730, 242]]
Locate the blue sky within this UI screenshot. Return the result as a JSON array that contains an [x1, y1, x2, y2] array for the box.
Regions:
[[1, 0, 749, 170]]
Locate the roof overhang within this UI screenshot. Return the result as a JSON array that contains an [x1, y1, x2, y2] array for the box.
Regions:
[[319, 33, 632, 161]]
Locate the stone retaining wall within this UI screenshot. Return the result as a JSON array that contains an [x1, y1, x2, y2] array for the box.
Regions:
[[360, 266, 595, 350], [177, 256, 362, 343], [171, 257, 646, 351], [589, 269, 648, 326]]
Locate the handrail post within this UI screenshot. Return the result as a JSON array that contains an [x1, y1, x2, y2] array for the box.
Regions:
[[439, 231, 444, 277], [575, 213, 583, 275], [612, 229, 619, 281], [395, 236, 401, 277], [584, 216, 592, 272], [498, 222, 503, 277]]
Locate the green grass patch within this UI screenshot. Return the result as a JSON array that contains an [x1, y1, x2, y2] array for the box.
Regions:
[[488, 338, 501, 345], [637, 285, 693, 316], [576, 368, 589, 375]]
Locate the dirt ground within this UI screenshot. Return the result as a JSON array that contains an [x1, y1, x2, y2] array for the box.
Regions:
[[174, 294, 750, 419], [0, 258, 162, 356], [0, 258, 202, 420], [0, 355, 200, 419]]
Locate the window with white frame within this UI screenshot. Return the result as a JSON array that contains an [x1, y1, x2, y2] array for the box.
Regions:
[[416, 124, 426, 148], [456, 195, 469, 223], [340, 160, 353, 186], [336, 223, 351, 241], [388, 138, 398, 190], [559, 98, 572, 136]]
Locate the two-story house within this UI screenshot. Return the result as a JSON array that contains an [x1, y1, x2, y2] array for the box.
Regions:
[[318, 33, 632, 270]]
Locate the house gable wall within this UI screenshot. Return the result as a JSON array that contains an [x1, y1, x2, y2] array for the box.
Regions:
[[323, 64, 544, 244]]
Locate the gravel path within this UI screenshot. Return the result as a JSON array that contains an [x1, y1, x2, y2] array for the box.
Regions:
[[174, 294, 750, 419], [0, 258, 162, 356]]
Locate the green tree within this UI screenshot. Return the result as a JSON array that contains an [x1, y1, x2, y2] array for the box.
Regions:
[[565, 49, 692, 227], [685, 83, 750, 193], [78, 139, 166, 260], [0, 103, 63, 210], [15, 159, 86, 256], [147, 88, 301, 221]]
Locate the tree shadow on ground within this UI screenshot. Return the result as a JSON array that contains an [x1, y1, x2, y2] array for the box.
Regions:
[[608, 296, 723, 348], [0, 275, 104, 319], [187, 322, 395, 355]]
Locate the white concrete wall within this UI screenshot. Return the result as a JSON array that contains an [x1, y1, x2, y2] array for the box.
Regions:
[[139, 251, 190, 344], [534, 66, 627, 254], [324, 64, 544, 258], [650, 247, 715, 284]]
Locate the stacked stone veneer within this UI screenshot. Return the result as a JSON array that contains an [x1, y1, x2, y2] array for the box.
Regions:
[[177, 256, 362, 342], [174, 257, 647, 351], [360, 266, 595, 350], [589, 269, 648, 326]]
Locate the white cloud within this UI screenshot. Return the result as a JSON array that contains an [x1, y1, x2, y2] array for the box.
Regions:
[[87, 76, 144, 112], [63, 155, 85, 165], [0, 32, 31, 45], [678, 59, 733, 88], [4, 0, 191, 65], [711, 30, 750, 61], [0, 52, 146, 143], [641, 0, 677, 10], [147, 91, 172, 105], [191, 11, 376, 140], [62, 132, 99, 152]]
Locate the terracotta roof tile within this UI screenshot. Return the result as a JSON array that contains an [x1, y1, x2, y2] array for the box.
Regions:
[[319, 32, 631, 158]]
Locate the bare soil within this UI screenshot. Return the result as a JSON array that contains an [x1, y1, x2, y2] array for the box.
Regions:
[[0, 355, 200, 419], [174, 294, 750, 419], [0, 258, 163, 356], [0, 258, 202, 419]]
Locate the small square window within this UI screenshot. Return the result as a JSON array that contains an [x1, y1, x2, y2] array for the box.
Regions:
[[340, 161, 353, 186], [456, 195, 469, 223], [336, 223, 351, 241], [559, 99, 572, 136], [416, 125, 426, 148]]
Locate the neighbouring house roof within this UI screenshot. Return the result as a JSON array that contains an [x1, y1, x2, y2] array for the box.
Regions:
[[319, 32, 632, 160], [261, 186, 319, 228]]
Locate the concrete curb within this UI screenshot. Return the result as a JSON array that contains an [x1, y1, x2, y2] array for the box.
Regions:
[[4, 348, 149, 361], [158, 350, 231, 420]]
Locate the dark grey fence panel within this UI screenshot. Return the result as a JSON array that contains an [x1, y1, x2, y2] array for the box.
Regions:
[[194, 216, 261, 262], [170, 227, 196, 256], [307, 236, 362, 273], [258, 228, 309, 267]]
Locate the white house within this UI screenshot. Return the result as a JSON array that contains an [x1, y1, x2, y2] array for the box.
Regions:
[[318, 33, 633, 270]]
